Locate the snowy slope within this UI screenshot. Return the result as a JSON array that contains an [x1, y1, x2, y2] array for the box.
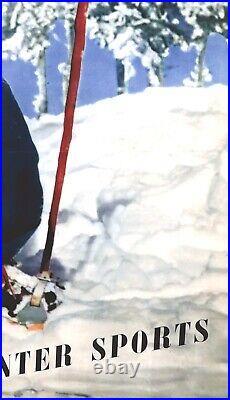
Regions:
[[3, 86, 227, 397]]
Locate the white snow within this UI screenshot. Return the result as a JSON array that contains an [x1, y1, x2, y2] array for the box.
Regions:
[[2, 85, 227, 397]]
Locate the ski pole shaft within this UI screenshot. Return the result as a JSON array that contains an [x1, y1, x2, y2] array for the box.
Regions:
[[40, 2, 89, 273]]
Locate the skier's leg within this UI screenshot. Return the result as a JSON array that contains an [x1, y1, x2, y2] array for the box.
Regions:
[[2, 79, 43, 264], [2, 229, 37, 265]]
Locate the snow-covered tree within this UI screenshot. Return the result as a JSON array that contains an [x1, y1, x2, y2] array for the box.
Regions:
[[2, 2, 18, 40], [2, 2, 79, 114], [54, 2, 77, 104], [179, 2, 228, 86], [2, 2, 57, 116], [125, 2, 191, 86], [89, 2, 228, 89], [88, 2, 137, 94], [88, 2, 190, 90]]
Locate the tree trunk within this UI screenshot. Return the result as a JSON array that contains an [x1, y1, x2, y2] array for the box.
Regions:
[[62, 19, 75, 105], [116, 59, 126, 95], [33, 50, 48, 117], [147, 60, 163, 87], [196, 35, 208, 87]]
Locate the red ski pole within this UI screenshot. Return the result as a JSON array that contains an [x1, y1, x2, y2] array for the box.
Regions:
[[40, 2, 89, 274]]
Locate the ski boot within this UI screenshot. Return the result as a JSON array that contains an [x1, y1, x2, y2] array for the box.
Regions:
[[2, 262, 64, 330]]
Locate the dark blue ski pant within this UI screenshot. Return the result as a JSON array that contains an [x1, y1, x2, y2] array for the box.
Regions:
[[2, 79, 43, 263]]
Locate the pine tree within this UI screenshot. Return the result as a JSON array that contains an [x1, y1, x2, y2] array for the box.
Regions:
[[2, 2, 18, 40], [2, 2, 57, 116], [3, 2, 79, 111], [125, 2, 190, 86], [88, 2, 138, 94], [88, 2, 189, 90], [179, 2, 228, 87]]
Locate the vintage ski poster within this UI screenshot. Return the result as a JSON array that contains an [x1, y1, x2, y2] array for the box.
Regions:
[[2, 2, 228, 398]]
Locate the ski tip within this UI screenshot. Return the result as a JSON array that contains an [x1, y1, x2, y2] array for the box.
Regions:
[[26, 323, 45, 331]]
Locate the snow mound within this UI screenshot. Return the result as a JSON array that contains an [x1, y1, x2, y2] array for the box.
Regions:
[[3, 86, 227, 397]]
